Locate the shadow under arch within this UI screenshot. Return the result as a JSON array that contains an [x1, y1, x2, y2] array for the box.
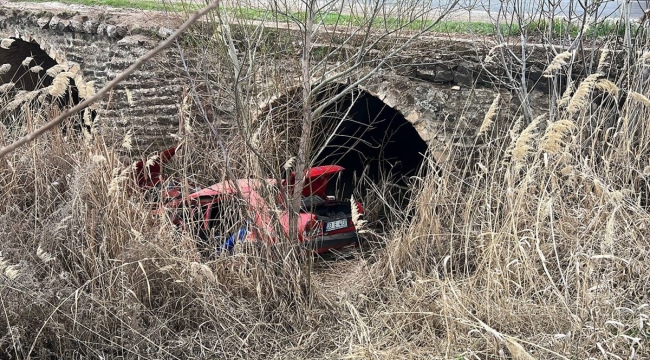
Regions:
[[0, 37, 58, 91], [258, 83, 429, 215], [0, 37, 95, 132]]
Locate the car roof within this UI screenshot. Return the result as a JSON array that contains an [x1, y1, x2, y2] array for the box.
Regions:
[[185, 165, 344, 200], [187, 178, 276, 199]]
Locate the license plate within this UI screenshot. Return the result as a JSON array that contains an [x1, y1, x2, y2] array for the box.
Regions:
[[325, 219, 348, 232]]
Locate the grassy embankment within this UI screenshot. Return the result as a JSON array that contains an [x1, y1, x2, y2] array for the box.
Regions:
[[17, 0, 633, 37]]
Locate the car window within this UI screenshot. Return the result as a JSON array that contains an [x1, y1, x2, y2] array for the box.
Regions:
[[301, 194, 325, 210]]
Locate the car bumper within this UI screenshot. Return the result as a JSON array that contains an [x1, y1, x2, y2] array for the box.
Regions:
[[309, 232, 360, 253]]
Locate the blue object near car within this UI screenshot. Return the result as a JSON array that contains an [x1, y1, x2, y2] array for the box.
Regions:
[[219, 226, 248, 253]]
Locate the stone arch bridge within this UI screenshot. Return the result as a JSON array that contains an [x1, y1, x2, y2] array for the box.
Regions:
[[0, 1, 553, 166]]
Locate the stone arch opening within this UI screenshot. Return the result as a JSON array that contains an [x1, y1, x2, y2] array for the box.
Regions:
[[0, 37, 58, 91], [0, 37, 94, 132], [258, 83, 429, 212]]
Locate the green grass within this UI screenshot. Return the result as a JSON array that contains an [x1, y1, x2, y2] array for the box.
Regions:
[[219, 7, 638, 37], [233, 7, 500, 34], [13, 0, 199, 12], [14, 0, 635, 38], [523, 18, 631, 37]]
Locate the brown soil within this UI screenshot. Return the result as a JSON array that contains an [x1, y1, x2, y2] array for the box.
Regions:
[[2, 0, 186, 30]]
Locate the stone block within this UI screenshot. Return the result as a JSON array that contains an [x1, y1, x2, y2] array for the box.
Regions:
[[106, 24, 127, 38], [96, 23, 108, 36], [105, 25, 115, 38], [158, 27, 174, 39], [37, 17, 51, 29], [453, 66, 474, 87], [434, 66, 455, 83], [48, 16, 60, 29], [83, 20, 99, 34], [69, 16, 85, 32]]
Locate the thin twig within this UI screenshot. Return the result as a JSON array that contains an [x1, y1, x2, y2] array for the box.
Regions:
[[0, 0, 221, 159]]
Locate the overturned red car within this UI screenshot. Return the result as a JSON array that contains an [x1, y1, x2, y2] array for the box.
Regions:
[[134, 146, 364, 255]]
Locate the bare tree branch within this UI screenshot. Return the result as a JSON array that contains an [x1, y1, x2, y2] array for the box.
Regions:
[[312, 2, 460, 119]]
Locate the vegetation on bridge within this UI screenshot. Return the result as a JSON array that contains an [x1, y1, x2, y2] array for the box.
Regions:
[[18, 0, 637, 37]]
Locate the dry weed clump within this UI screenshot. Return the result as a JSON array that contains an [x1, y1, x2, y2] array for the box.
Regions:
[[477, 93, 500, 136], [0, 96, 341, 358], [374, 50, 650, 358], [542, 51, 573, 77]]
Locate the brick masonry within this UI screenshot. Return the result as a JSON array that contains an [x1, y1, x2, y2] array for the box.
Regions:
[[0, 1, 555, 158]]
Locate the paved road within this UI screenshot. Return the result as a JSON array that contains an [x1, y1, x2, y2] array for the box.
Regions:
[[5, 0, 647, 25], [229, 0, 648, 22], [426, 0, 647, 19]]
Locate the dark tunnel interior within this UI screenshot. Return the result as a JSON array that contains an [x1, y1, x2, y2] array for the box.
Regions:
[[310, 85, 429, 210], [0, 37, 57, 91], [0, 37, 95, 132]]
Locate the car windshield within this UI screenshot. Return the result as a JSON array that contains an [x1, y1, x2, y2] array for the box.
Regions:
[[301, 194, 325, 210], [266, 183, 327, 210]]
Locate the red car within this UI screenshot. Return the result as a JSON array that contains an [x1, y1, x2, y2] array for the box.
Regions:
[[133, 146, 364, 255]]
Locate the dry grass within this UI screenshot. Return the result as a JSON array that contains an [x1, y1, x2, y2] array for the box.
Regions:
[[542, 51, 572, 78], [3, 19, 650, 360]]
